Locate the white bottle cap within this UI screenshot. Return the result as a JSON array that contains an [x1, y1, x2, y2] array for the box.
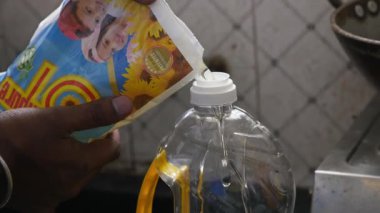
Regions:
[[190, 70, 237, 106]]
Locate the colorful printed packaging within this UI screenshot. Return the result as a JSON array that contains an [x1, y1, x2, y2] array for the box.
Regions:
[[0, 0, 206, 142]]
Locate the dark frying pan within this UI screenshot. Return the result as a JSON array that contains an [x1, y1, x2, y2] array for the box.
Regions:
[[330, 0, 380, 88]]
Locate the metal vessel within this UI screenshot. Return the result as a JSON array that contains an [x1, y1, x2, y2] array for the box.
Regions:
[[312, 95, 380, 212]]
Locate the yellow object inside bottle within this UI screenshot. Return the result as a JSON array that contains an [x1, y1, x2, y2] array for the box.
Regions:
[[136, 150, 190, 213]]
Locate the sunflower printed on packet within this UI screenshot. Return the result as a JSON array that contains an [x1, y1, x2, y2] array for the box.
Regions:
[[0, 0, 206, 142]]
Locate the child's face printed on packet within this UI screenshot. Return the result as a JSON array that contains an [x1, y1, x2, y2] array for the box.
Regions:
[[59, 0, 107, 39], [75, 0, 107, 34], [96, 18, 129, 61]]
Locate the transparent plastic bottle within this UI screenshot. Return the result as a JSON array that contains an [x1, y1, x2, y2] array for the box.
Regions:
[[137, 71, 295, 213]]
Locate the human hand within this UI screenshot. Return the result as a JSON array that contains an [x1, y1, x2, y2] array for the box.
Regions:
[[0, 96, 132, 213]]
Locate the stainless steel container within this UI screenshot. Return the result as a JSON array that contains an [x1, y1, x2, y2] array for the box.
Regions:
[[330, 0, 380, 89], [312, 95, 380, 213]]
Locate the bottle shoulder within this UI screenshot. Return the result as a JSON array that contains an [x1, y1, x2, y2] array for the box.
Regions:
[[174, 106, 262, 130], [169, 105, 283, 149]]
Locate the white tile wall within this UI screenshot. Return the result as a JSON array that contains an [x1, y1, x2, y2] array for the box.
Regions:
[[0, 0, 61, 70], [1, 1, 39, 51], [0, 0, 376, 190], [315, 8, 351, 62], [318, 67, 376, 131], [230, 66, 257, 94], [260, 68, 308, 129], [286, 0, 330, 23], [164, 0, 190, 13], [256, 49, 272, 75], [236, 78, 258, 113], [213, 31, 255, 70], [256, 0, 305, 57], [280, 31, 346, 96], [180, 0, 233, 53], [0, 37, 6, 72], [241, 12, 254, 39], [210, 0, 252, 23], [139, 97, 187, 144], [1, 0, 60, 50], [280, 139, 310, 186], [282, 105, 343, 168]]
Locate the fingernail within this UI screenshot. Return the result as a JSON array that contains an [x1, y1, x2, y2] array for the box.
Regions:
[[112, 96, 133, 118]]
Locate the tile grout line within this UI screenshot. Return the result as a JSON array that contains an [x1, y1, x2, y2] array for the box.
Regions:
[[314, 81, 352, 133], [208, 0, 250, 25], [282, 0, 349, 67], [260, 117, 313, 169], [272, 0, 313, 59], [277, 64, 349, 133], [20, 0, 44, 20], [280, 137, 317, 172], [277, 102, 312, 133], [259, 70, 350, 169], [235, 11, 264, 56], [283, 0, 314, 24], [315, 103, 345, 133], [275, 2, 348, 133], [277, 64, 311, 98], [251, 0, 261, 119], [279, 0, 345, 66], [284, 1, 349, 63], [239, 45, 282, 101], [255, 0, 265, 8], [207, 0, 254, 54], [313, 7, 350, 62], [241, 99, 314, 170], [241, 0, 346, 148], [314, 30, 349, 62], [176, 0, 193, 17], [207, 0, 264, 60], [274, 71, 342, 135], [244, 8, 313, 96], [208, 29, 236, 54]]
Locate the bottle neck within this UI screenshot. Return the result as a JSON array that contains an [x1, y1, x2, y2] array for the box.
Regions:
[[193, 104, 233, 116]]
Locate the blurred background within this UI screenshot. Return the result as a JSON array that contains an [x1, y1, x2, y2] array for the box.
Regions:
[[0, 0, 376, 212]]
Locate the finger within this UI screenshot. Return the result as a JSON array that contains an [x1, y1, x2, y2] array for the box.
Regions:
[[48, 96, 132, 133], [134, 0, 156, 4], [62, 169, 99, 201], [78, 134, 121, 171], [72, 169, 99, 195], [111, 129, 121, 144]]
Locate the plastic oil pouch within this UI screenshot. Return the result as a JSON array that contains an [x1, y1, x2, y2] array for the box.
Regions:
[[0, 0, 206, 142]]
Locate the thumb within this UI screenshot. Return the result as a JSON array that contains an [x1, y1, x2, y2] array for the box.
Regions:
[[51, 96, 132, 133]]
